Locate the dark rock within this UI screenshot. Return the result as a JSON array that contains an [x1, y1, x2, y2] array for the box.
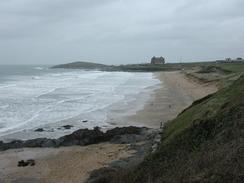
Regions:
[[27, 159, 35, 166], [24, 138, 49, 148], [0, 140, 24, 150], [59, 127, 105, 146], [83, 120, 88, 123], [42, 139, 58, 148], [34, 128, 44, 132], [18, 159, 35, 167], [106, 126, 143, 138], [18, 160, 29, 167], [62, 125, 74, 129], [0, 126, 148, 151]]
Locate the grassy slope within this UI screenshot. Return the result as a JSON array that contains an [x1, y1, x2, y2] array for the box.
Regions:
[[218, 63, 244, 73], [184, 63, 244, 88], [118, 74, 244, 182]]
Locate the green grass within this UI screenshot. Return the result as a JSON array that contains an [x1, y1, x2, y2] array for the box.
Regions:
[[183, 62, 244, 89], [216, 63, 244, 73], [162, 74, 244, 144]]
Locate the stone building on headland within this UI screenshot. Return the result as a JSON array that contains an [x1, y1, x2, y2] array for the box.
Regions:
[[151, 56, 165, 64]]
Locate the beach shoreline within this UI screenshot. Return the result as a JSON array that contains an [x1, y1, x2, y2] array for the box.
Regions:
[[0, 71, 218, 183], [0, 71, 160, 142], [124, 71, 217, 129]]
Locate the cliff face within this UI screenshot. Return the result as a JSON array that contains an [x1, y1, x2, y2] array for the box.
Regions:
[[113, 75, 244, 183]]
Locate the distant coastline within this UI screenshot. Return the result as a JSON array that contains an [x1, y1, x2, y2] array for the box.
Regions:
[[51, 61, 182, 72], [51, 60, 244, 73]]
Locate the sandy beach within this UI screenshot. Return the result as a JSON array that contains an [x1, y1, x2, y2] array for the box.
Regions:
[[0, 143, 135, 183], [0, 71, 218, 183], [126, 71, 217, 128]]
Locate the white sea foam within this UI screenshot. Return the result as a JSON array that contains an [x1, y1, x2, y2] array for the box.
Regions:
[[34, 67, 43, 70], [0, 84, 17, 89], [0, 69, 160, 140]]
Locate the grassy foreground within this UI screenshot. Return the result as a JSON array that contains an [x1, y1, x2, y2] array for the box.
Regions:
[[106, 74, 244, 182]]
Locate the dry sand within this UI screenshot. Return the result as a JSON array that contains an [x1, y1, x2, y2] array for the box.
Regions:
[[0, 143, 135, 183], [0, 71, 218, 183]]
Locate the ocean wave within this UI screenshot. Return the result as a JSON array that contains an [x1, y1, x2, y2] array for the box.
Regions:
[[0, 104, 9, 109], [34, 67, 44, 70], [0, 71, 160, 139], [0, 84, 16, 89], [31, 76, 40, 80]]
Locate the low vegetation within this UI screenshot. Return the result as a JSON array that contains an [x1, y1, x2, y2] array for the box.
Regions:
[[184, 62, 244, 88]]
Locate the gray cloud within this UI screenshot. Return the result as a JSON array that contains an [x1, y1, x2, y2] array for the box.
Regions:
[[0, 0, 243, 65]]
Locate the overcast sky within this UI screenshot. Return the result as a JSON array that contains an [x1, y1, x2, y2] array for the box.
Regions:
[[0, 0, 243, 65]]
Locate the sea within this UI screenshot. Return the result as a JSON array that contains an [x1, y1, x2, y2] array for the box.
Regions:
[[0, 65, 160, 141]]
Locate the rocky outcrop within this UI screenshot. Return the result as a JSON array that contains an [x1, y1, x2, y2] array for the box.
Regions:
[[0, 126, 147, 151], [34, 128, 44, 132], [62, 125, 74, 129], [85, 128, 161, 183], [18, 159, 35, 167]]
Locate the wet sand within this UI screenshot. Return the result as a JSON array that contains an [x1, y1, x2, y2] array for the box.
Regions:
[[0, 71, 218, 183]]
